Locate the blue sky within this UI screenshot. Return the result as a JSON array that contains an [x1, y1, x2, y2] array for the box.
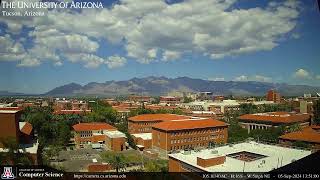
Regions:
[[0, 0, 320, 94]]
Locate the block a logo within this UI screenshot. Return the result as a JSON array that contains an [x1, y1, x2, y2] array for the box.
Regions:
[[1, 167, 15, 179]]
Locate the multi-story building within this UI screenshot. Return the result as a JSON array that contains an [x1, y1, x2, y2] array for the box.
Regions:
[[238, 112, 311, 133], [73, 123, 127, 151], [112, 106, 130, 120], [266, 89, 281, 103], [128, 114, 191, 134], [152, 118, 228, 157], [279, 125, 320, 151], [168, 141, 311, 172], [208, 100, 240, 114], [0, 109, 38, 164], [128, 95, 151, 103], [131, 133, 153, 151], [159, 96, 181, 105]]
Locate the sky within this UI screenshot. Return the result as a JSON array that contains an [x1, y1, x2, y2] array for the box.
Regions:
[[0, 0, 320, 94]]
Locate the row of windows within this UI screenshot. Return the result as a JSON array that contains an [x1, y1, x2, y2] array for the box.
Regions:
[[171, 128, 223, 136], [137, 122, 156, 125], [80, 131, 92, 134], [80, 134, 92, 137], [170, 143, 207, 150], [170, 134, 224, 144], [138, 127, 152, 132], [79, 141, 91, 144]]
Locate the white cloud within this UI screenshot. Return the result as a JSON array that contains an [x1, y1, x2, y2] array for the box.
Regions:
[[17, 57, 41, 67], [105, 56, 127, 69], [65, 53, 105, 68], [234, 75, 272, 82], [162, 50, 181, 61], [0, 0, 301, 67], [234, 75, 248, 81], [293, 68, 311, 79]]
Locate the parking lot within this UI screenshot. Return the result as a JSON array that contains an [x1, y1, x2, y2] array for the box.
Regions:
[[56, 148, 103, 172]]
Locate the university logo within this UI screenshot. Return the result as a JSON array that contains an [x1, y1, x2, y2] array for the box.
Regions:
[[1, 167, 15, 180]]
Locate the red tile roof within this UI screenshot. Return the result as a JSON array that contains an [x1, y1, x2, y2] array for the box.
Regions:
[[20, 122, 33, 135], [73, 123, 116, 131], [238, 112, 310, 124], [279, 126, 320, 144], [128, 114, 192, 122], [152, 118, 228, 131]]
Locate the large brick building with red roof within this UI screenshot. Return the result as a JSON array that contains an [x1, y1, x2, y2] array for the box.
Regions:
[[128, 114, 192, 134], [279, 125, 320, 151], [73, 123, 127, 151], [152, 119, 228, 157], [238, 112, 311, 133], [128, 114, 228, 158]]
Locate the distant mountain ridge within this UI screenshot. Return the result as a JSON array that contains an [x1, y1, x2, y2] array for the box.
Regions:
[[44, 76, 320, 97]]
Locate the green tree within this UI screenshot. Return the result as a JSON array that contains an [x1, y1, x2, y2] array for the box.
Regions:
[[313, 100, 320, 125], [102, 152, 126, 173], [292, 141, 311, 149], [239, 103, 258, 115], [183, 96, 193, 103], [285, 124, 301, 133], [0, 137, 31, 165]]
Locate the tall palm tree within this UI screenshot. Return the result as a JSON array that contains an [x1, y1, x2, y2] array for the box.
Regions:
[[103, 153, 126, 173]]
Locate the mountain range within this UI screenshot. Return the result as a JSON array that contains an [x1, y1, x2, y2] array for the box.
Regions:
[[43, 76, 320, 97]]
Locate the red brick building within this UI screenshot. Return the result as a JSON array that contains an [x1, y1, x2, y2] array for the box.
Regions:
[[152, 119, 228, 157], [73, 123, 127, 151], [0, 110, 38, 164], [128, 114, 191, 134], [238, 112, 311, 133], [266, 89, 281, 103], [160, 96, 181, 105], [279, 125, 320, 151], [128, 95, 151, 103]]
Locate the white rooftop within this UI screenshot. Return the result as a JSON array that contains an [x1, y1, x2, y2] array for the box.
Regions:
[[0, 141, 39, 154], [104, 130, 126, 138], [192, 111, 216, 115], [132, 133, 152, 140], [169, 141, 311, 172], [19, 122, 26, 131], [0, 110, 20, 113]]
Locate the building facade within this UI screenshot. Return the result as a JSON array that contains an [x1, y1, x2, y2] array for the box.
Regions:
[[73, 123, 127, 151], [238, 112, 311, 133], [266, 89, 281, 103], [0, 110, 38, 164], [128, 114, 191, 134], [151, 119, 228, 158]]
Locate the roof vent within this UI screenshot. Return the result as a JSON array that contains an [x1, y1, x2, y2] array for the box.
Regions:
[[211, 150, 218, 154]]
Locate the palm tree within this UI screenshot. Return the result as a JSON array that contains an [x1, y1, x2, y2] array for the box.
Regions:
[[102, 152, 126, 173], [109, 155, 126, 173]]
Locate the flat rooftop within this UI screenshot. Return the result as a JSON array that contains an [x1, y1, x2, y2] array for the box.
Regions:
[[169, 141, 311, 172], [0, 110, 20, 113], [0, 141, 39, 154], [132, 133, 152, 140], [104, 130, 126, 138]]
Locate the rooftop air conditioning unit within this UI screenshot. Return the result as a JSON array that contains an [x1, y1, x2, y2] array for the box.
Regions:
[[211, 150, 218, 154]]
